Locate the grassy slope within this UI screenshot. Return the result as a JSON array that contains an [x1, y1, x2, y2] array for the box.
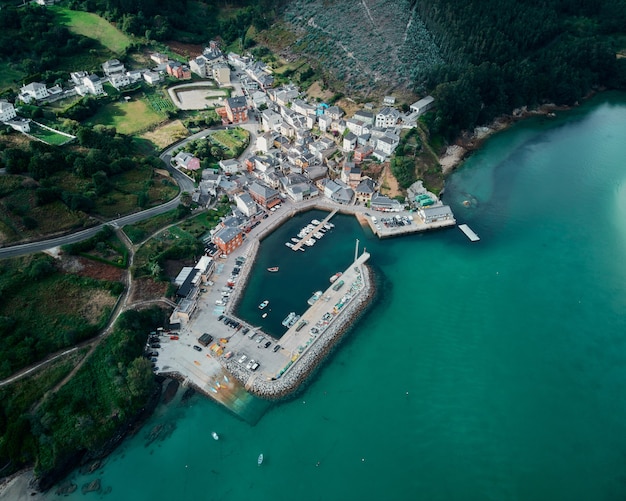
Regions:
[[85, 99, 165, 135], [51, 6, 133, 54]]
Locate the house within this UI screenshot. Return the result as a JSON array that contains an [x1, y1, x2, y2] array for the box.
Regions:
[[83, 74, 105, 95], [0, 100, 16, 122], [166, 61, 191, 80], [109, 73, 131, 90], [251, 90, 268, 109], [261, 109, 283, 132], [227, 52, 251, 70], [234, 192, 258, 217], [225, 96, 248, 124], [354, 145, 374, 164], [219, 159, 240, 175], [375, 107, 401, 127], [371, 192, 403, 212], [323, 179, 353, 205], [102, 59, 126, 77], [342, 132, 357, 151], [248, 181, 280, 208], [353, 109, 375, 125], [346, 118, 369, 137], [70, 71, 88, 85], [212, 63, 231, 85], [418, 204, 454, 223], [326, 105, 344, 121], [318, 114, 332, 133], [189, 56, 208, 78], [19, 82, 49, 103], [383, 95, 396, 106], [245, 61, 274, 89], [355, 178, 376, 203], [268, 85, 299, 106], [410, 95, 435, 115], [213, 226, 243, 255], [292, 99, 316, 117], [256, 132, 277, 153], [341, 163, 361, 188], [143, 71, 161, 85], [150, 53, 169, 64], [373, 134, 400, 160], [173, 151, 201, 171]]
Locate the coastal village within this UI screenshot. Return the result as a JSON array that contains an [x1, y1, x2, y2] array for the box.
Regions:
[[1, 39, 461, 413]]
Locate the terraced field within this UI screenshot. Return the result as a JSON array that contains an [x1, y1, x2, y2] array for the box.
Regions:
[[282, 0, 443, 96]]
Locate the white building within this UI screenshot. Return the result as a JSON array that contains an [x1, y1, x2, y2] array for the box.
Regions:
[[109, 73, 131, 90], [0, 100, 16, 122], [19, 82, 49, 103], [219, 159, 240, 175], [102, 59, 126, 77], [212, 63, 231, 85], [143, 71, 161, 85], [343, 132, 357, 152], [375, 107, 400, 128], [410, 96, 435, 115], [84, 74, 104, 95], [234, 192, 258, 217], [318, 114, 332, 133], [261, 109, 283, 132]]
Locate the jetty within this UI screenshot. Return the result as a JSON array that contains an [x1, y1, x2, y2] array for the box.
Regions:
[[292, 210, 337, 251], [458, 224, 480, 242]]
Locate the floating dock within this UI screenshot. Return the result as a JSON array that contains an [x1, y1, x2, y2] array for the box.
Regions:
[[459, 224, 480, 242], [292, 209, 337, 251]]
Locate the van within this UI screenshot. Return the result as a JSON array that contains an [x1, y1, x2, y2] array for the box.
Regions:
[[215, 300, 224, 306], [248, 331, 257, 339]]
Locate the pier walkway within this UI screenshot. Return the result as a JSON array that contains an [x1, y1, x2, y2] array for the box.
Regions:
[[291, 210, 337, 251]]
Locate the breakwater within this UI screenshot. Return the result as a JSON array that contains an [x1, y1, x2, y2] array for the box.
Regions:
[[225, 263, 374, 400]]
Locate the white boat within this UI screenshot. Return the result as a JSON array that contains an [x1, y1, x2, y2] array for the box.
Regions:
[[311, 219, 321, 225], [291, 237, 300, 243], [258, 453, 264, 466], [307, 290, 323, 306], [262, 312, 268, 319], [330, 272, 342, 283], [323, 223, 332, 230], [258, 300, 269, 309], [211, 432, 219, 440], [285, 242, 294, 248], [282, 312, 301, 328], [314, 232, 324, 239], [305, 239, 315, 246]]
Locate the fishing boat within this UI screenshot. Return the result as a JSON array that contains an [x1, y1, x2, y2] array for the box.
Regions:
[[282, 312, 300, 328], [307, 290, 323, 306], [211, 432, 219, 440], [258, 300, 269, 310], [330, 272, 342, 283], [258, 453, 264, 466], [267, 267, 279, 272]]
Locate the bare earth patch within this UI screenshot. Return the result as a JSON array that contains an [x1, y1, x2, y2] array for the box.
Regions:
[[77, 289, 117, 323], [378, 163, 403, 198], [60, 255, 125, 282], [306, 81, 334, 102]]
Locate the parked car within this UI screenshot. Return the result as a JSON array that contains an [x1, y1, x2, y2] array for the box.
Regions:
[[273, 344, 281, 353], [193, 345, 202, 352], [238, 354, 247, 364], [264, 341, 271, 348]]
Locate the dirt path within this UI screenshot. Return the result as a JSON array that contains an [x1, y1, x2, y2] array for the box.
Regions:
[[379, 164, 402, 198]]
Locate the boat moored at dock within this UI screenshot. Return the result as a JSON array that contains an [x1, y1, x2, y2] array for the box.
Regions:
[[307, 290, 323, 305], [330, 272, 342, 283]]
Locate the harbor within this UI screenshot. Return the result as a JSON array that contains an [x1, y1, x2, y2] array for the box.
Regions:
[[154, 195, 457, 415]]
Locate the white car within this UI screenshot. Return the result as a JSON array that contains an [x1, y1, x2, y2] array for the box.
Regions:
[[238, 354, 247, 364]]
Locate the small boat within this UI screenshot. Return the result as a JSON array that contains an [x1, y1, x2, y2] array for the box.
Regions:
[[304, 239, 315, 246], [307, 291, 323, 306], [212, 432, 219, 440], [285, 242, 294, 248], [262, 312, 268, 319], [258, 453, 264, 466], [282, 312, 300, 328], [258, 300, 269, 310], [330, 272, 342, 283], [267, 267, 279, 272], [311, 219, 321, 225], [314, 232, 324, 239], [291, 237, 300, 243]]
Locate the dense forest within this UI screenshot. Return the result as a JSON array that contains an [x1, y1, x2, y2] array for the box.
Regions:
[[414, 0, 626, 138]]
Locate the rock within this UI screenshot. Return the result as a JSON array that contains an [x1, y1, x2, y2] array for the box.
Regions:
[[81, 479, 101, 494]]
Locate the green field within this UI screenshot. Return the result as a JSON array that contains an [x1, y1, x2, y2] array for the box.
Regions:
[[85, 98, 165, 135], [52, 6, 133, 54], [208, 128, 250, 156], [0, 65, 26, 92], [28, 123, 74, 146], [145, 92, 176, 114]]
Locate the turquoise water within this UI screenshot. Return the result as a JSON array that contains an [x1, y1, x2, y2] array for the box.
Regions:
[[48, 93, 626, 501]]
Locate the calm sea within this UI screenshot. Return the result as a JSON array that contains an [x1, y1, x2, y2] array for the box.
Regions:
[[47, 92, 626, 501]]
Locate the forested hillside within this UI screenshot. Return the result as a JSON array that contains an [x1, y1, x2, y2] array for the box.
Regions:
[[415, 0, 626, 138]]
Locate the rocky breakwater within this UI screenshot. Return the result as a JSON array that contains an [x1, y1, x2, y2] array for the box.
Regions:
[[226, 264, 375, 400]]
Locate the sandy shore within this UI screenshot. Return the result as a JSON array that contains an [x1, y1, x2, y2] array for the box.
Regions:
[[0, 470, 45, 501]]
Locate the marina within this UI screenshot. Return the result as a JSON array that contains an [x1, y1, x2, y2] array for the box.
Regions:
[[291, 210, 338, 251]]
